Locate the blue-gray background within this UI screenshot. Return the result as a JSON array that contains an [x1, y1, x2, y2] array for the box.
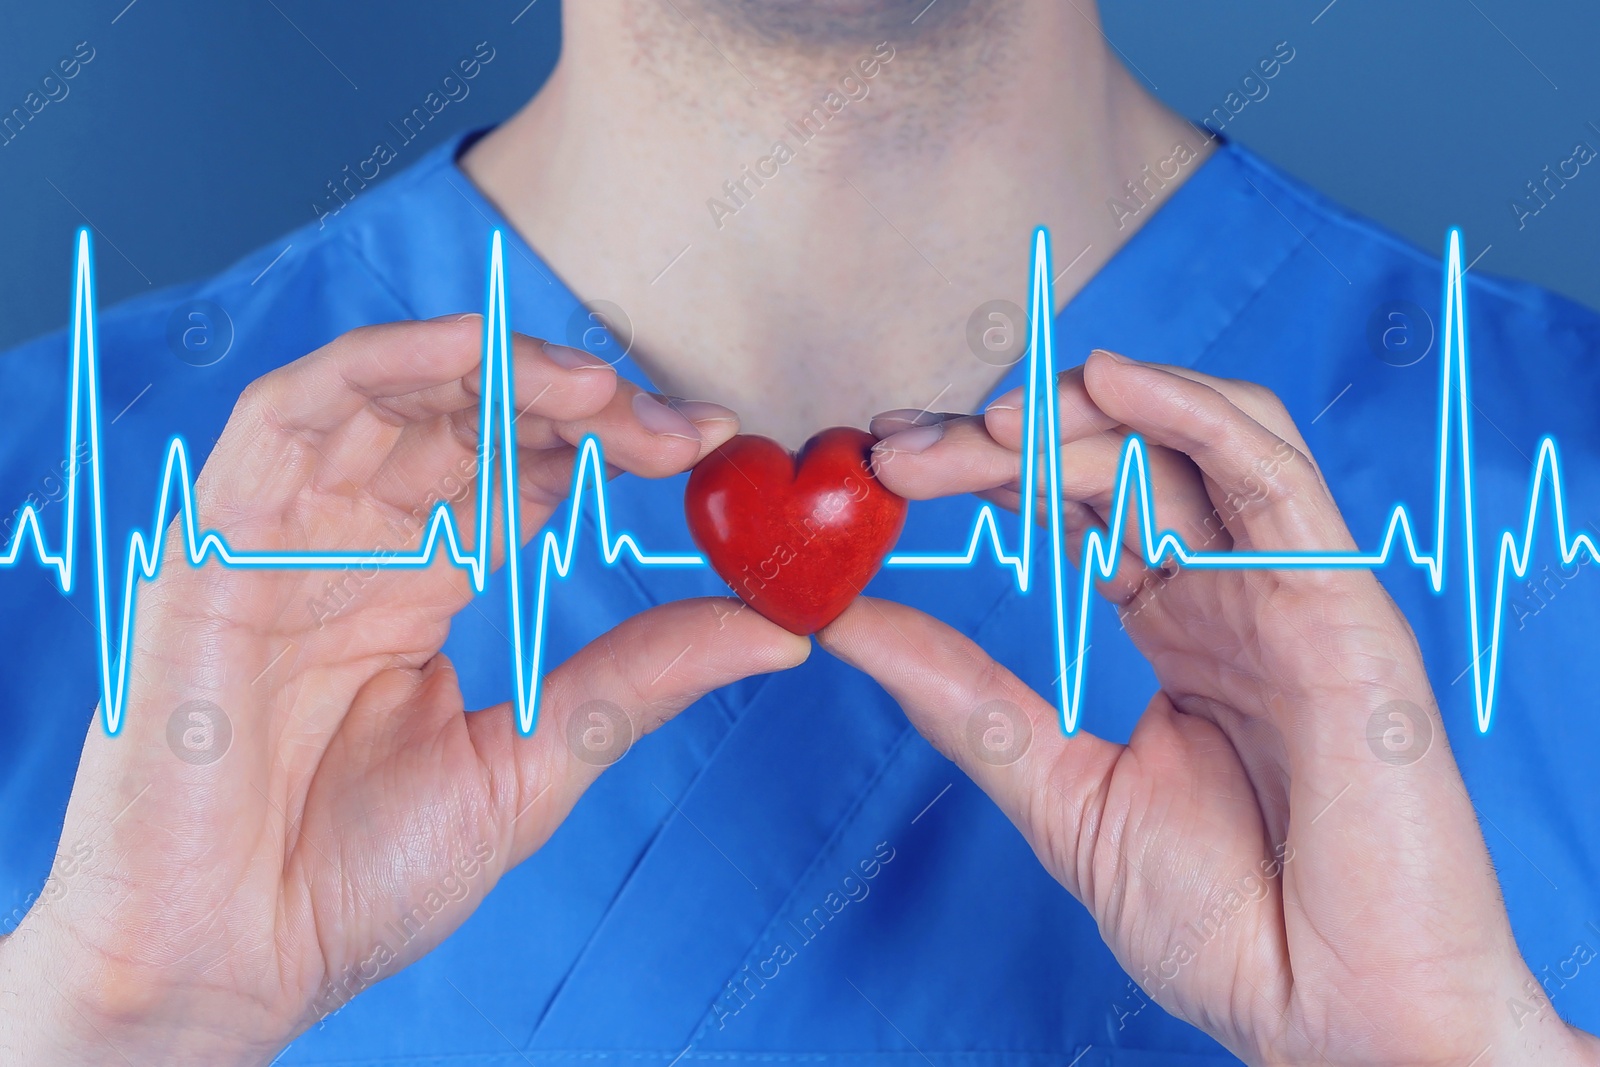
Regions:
[[1, 0, 1596, 352]]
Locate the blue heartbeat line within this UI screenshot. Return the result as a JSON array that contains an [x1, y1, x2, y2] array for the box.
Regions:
[[2, 225, 1591, 739], [2, 230, 703, 737], [887, 227, 1598, 735]]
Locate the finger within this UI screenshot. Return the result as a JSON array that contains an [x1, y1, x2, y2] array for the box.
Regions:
[[866, 408, 966, 438], [1102, 355, 1330, 497], [468, 598, 812, 863], [868, 366, 1186, 511], [958, 480, 1156, 606], [206, 326, 616, 519], [816, 597, 1121, 901], [375, 388, 739, 541], [358, 433, 584, 554], [869, 415, 1023, 499], [867, 366, 1127, 500], [982, 369, 1233, 554], [359, 403, 735, 615], [869, 405, 1229, 584], [1109, 357, 1317, 459], [983, 365, 1122, 451], [456, 389, 740, 457], [449, 341, 621, 450], [1065, 505, 1177, 609], [1078, 355, 1511, 926], [1081, 351, 1350, 555], [254, 319, 610, 431], [556, 384, 740, 480], [866, 410, 1181, 604], [425, 338, 618, 430], [318, 343, 620, 483], [1050, 433, 1227, 557], [988, 359, 1317, 463]]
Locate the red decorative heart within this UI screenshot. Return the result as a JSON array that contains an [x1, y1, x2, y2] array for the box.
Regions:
[[685, 427, 908, 635]]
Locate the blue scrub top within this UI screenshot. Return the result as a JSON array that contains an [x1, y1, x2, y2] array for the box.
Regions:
[[4, 128, 1600, 1065]]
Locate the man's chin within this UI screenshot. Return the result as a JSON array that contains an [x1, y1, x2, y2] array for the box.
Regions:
[[692, 0, 984, 47]]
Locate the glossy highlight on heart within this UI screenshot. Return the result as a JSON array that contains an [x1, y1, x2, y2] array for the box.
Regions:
[[684, 427, 909, 635]]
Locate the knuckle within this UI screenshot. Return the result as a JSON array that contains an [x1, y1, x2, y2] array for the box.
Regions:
[[1223, 376, 1264, 403], [1257, 392, 1294, 434], [231, 378, 280, 431], [1053, 367, 1085, 401], [599, 625, 673, 717], [1236, 378, 1276, 406], [1177, 383, 1234, 444], [231, 378, 263, 417], [336, 322, 390, 349], [1232, 379, 1295, 433]]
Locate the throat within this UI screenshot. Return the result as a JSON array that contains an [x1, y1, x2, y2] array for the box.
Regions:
[[639, 317, 1021, 450], [677, 0, 996, 49], [461, 0, 1213, 447]]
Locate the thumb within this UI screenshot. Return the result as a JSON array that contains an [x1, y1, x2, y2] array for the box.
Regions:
[[817, 597, 1121, 896], [469, 597, 810, 864]]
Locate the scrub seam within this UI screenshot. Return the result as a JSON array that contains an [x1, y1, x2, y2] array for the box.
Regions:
[[681, 720, 923, 1048]]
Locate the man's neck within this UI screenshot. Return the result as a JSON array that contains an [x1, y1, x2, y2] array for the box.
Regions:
[[463, 0, 1210, 446]]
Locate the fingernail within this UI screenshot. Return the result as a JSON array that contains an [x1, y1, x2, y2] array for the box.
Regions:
[[871, 407, 944, 429], [985, 387, 1023, 414], [428, 312, 482, 323], [543, 341, 612, 371], [1094, 348, 1132, 364], [632, 391, 702, 440], [668, 398, 739, 425], [873, 421, 944, 455]]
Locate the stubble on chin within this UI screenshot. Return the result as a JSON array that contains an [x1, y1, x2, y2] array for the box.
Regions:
[[670, 0, 992, 51]]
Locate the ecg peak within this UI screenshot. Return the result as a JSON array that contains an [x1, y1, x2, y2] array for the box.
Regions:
[[2, 226, 1588, 738], [882, 226, 1597, 735]]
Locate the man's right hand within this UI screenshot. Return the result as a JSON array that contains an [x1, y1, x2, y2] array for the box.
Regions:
[[0, 317, 810, 1065]]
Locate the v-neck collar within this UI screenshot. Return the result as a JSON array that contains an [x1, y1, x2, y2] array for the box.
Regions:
[[377, 128, 1307, 410]]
